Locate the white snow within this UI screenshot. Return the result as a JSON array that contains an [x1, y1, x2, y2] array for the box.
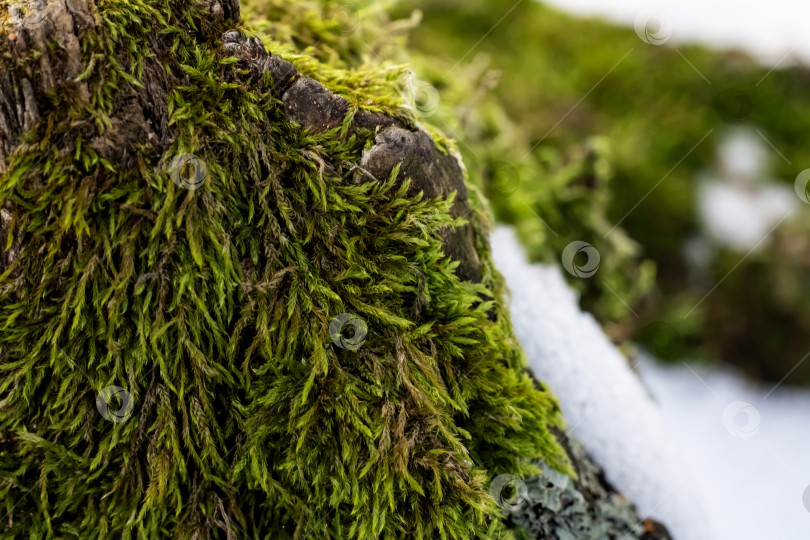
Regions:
[[638, 357, 810, 540], [697, 179, 796, 251], [540, 0, 810, 65], [492, 227, 714, 540], [716, 129, 768, 180], [697, 129, 797, 252]]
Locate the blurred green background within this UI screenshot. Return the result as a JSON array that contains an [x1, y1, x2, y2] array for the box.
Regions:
[[394, 0, 810, 384]]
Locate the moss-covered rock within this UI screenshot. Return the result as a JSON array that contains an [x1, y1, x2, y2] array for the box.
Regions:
[[0, 0, 571, 536], [0, 0, 671, 537]]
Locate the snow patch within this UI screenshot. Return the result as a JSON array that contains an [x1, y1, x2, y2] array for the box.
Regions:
[[638, 357, 810, 540], [697, 179, 796, 251], [492, 226, 713, 540], [697, 129, 797, 252]]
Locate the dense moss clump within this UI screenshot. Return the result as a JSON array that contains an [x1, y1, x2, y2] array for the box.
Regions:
[[238, 0, 656, 343], [0, 0, 579, 537]]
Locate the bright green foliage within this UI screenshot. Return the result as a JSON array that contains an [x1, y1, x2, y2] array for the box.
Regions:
[[242, 0, 410, 69], [0, 0, 571, 538]]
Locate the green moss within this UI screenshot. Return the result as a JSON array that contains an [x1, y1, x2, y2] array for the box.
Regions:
[[236, 1, 654, 339], [0, 0, 572, 537]]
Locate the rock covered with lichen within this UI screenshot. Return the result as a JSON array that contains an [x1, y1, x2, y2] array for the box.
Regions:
[[509, 435, 671, 540]]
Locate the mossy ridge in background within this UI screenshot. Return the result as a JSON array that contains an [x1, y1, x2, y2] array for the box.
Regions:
[[404, 56, 655, 344], [0, 0, 572, 538], [400, 0, 810, 383]]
